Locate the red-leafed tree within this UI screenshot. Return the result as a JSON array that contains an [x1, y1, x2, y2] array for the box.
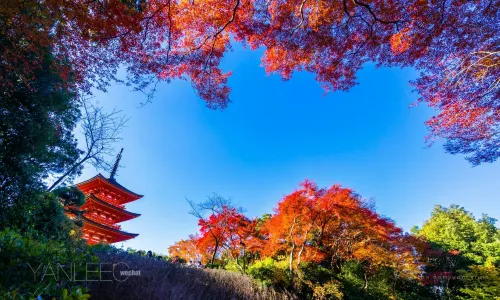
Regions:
[[187, 194, 252, 265], [262, 180, 325, 274], [415, 49, 499, 165], [4, 1, 496, 162]]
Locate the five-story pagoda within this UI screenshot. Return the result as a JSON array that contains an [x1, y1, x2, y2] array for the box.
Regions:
[[70, 149, 142, 245]]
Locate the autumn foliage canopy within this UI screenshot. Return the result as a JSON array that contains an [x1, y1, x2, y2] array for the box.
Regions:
[[1, 0, 498, 163], [170, 181, 423, 284]]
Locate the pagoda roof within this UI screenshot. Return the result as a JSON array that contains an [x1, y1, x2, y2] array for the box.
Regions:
[[85, 194, 141, 222], [76, 173, 143, 204], [81, 216, 139, 240]]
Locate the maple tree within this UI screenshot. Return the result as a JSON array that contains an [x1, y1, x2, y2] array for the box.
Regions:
[[2, 0, 497, 162], [187, 194, 253, 265], [262, 181, 325, 274], [171, 184, 500, 298], [416, 49, 500, 165], [262, 181, 422, 285], [196, 206, 251, 265], [168, 234, 204, 263]]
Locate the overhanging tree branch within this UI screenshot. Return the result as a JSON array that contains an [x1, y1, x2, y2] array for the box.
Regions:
[[48, 97, 128, 191]]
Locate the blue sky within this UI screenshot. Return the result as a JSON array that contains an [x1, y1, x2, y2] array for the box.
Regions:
[[75, 44, 500, 254]]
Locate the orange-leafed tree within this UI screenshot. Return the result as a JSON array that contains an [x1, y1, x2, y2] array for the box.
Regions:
[[263, 181, 423, 284], [168, 234, 204, 263], [196, 207, 251, 265], [263, 180, 325, 274], [188, 194, 251, 265]]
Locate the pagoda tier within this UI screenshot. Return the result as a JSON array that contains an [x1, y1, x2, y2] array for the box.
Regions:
[[76, 173, 143, 205], [83, 194, 141, 224], [80, 216, 139, 245], [72, 168, 142, 245]]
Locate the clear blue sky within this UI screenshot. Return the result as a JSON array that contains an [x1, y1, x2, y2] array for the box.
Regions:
[[75, 44, 500, 255]]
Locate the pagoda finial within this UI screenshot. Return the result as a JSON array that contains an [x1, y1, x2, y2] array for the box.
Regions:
[[109, 148, 124, 180]]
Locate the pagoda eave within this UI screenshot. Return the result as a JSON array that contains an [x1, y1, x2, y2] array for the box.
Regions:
[[81, 216, 138, 244], [76, 173, 143, 204], [84, 194, 141, 222]]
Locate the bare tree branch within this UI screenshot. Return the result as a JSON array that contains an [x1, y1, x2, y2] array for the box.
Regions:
[[48, 96, 129, 191]]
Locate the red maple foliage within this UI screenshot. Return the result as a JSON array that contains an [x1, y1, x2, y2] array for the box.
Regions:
[[196, 205, 251, 265], [168, 234, 203, 263], [2, 0, 497, 162], [262, 181, 422, 279]]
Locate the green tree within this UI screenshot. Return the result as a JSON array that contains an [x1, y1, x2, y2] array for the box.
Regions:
[[414, 205, 500, 299], [457, 265, 500, 299], [0, 227, 92, 299], [0, 50, 82, 224], [413, 205, 500, 266]]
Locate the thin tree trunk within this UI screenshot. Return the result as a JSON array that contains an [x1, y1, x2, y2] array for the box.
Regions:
[[235, 257, 243, 272], [297, 227, 312, 266], [48, 155, 89, 191], [288, 217, 297, 275], [210, 240, 219, 265], [297, 243, 305, 266], [364, 272, 369, 290]]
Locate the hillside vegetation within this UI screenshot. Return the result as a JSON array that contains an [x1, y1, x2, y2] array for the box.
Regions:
[[89, 247, 295, 300]]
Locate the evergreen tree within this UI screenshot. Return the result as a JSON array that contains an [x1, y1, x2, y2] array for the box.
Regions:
[[0, 49, 82, 229]]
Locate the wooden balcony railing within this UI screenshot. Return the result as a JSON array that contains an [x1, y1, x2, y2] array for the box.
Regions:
[[86, 214, 121, 230]]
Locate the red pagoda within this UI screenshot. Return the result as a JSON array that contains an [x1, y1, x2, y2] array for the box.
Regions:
[[71, 149, 142, 245]]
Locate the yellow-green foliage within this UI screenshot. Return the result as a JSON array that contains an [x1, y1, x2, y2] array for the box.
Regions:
[[224, 260, 244, 273], [60, 288, 91, 300], [248, 258, 291, 288], [311, 280, 343, 300], [414, 204, 500, 299], [413, 205, 500, 266]]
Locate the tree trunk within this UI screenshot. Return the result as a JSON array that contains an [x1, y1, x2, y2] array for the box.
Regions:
[[297, 227, 311, 267], [297, 243, 305, 266], [210, 240, 219, 265], [364, 272, 369, 290], [48, 155, 89, 191], [288, 217, 297, 275]]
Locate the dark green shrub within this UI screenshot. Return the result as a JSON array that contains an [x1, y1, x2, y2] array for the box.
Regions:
[[0, 228, 93, 299]]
